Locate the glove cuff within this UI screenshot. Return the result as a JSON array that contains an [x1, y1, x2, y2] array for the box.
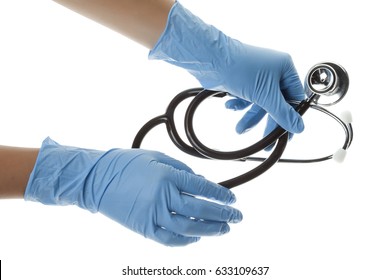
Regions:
[[24, 137, 107, 213], [148, 2, 234, 90]]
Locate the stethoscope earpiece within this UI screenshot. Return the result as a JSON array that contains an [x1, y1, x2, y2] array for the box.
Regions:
[[339, 110, 353, 124], [132, 62, 353, 188], [333, 148, 347, 163]]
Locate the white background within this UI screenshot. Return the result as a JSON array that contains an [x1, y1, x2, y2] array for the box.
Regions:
[[1, 0, 389, 279]]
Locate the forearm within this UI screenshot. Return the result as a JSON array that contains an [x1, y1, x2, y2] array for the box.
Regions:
[[0, 146, 39, 199], [52, 0, 175, 49]]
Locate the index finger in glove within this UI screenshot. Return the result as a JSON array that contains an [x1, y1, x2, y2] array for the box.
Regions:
[[170, 192, 242, 223], [173, 169, 237, 205], [149, 150, 195, 174], [280, 60, 306, 102]]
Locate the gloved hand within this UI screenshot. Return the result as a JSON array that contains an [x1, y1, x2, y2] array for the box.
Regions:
[[149, 2, 305, 136], [25, 138, 243, 247]]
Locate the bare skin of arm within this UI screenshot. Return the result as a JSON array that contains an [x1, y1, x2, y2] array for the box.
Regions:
[[52, 0, 175, 49], [0, 0, 174, 199], [0, 147, 39, 198]]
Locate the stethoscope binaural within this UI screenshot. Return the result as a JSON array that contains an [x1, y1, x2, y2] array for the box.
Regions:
[[132, 62, 353, 189]]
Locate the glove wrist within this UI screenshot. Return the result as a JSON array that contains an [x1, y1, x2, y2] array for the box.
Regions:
[[25, 138, 110, 213], [149, 2, 233, 90]]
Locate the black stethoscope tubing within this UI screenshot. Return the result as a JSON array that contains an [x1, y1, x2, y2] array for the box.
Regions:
[[132, 87, 352, 189]]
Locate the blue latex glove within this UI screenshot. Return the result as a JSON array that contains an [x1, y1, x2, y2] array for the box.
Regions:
[[25, 138, 243, 247], [149, 1, 305, 135], [225, 98, 294, 151]]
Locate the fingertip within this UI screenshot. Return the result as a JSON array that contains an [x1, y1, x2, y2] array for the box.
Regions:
[[235, 124, 243, 134], [294, 115, 305, 134], [225, 99, 239, 111], [223, 186, 242, 205], [283, 108, 305, 134], [230, 209, 243, 223], [221, 206, 243, 223], [236, 123, 252, 135], [220, 223, 230, 235], [216, 187, 238, 205], [225, 98, 251, 111], [227, 191, 237, 204]]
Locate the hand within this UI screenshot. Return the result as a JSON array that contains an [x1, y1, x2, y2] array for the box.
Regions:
[[149, 2, 305, 135], [25, 138, 242, 246]]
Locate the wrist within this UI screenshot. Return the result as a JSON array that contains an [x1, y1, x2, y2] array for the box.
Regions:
[[149, 2, 232, 90], [0, 146, 39, 199], [24, 138, 106, 212]]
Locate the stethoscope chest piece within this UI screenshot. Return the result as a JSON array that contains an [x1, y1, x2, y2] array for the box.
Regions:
[[132, 62, 353, 188], [306, 62, 349, 106]]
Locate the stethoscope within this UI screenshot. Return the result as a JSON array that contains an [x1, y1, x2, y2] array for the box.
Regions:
[[132, 62, 353, 189]]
